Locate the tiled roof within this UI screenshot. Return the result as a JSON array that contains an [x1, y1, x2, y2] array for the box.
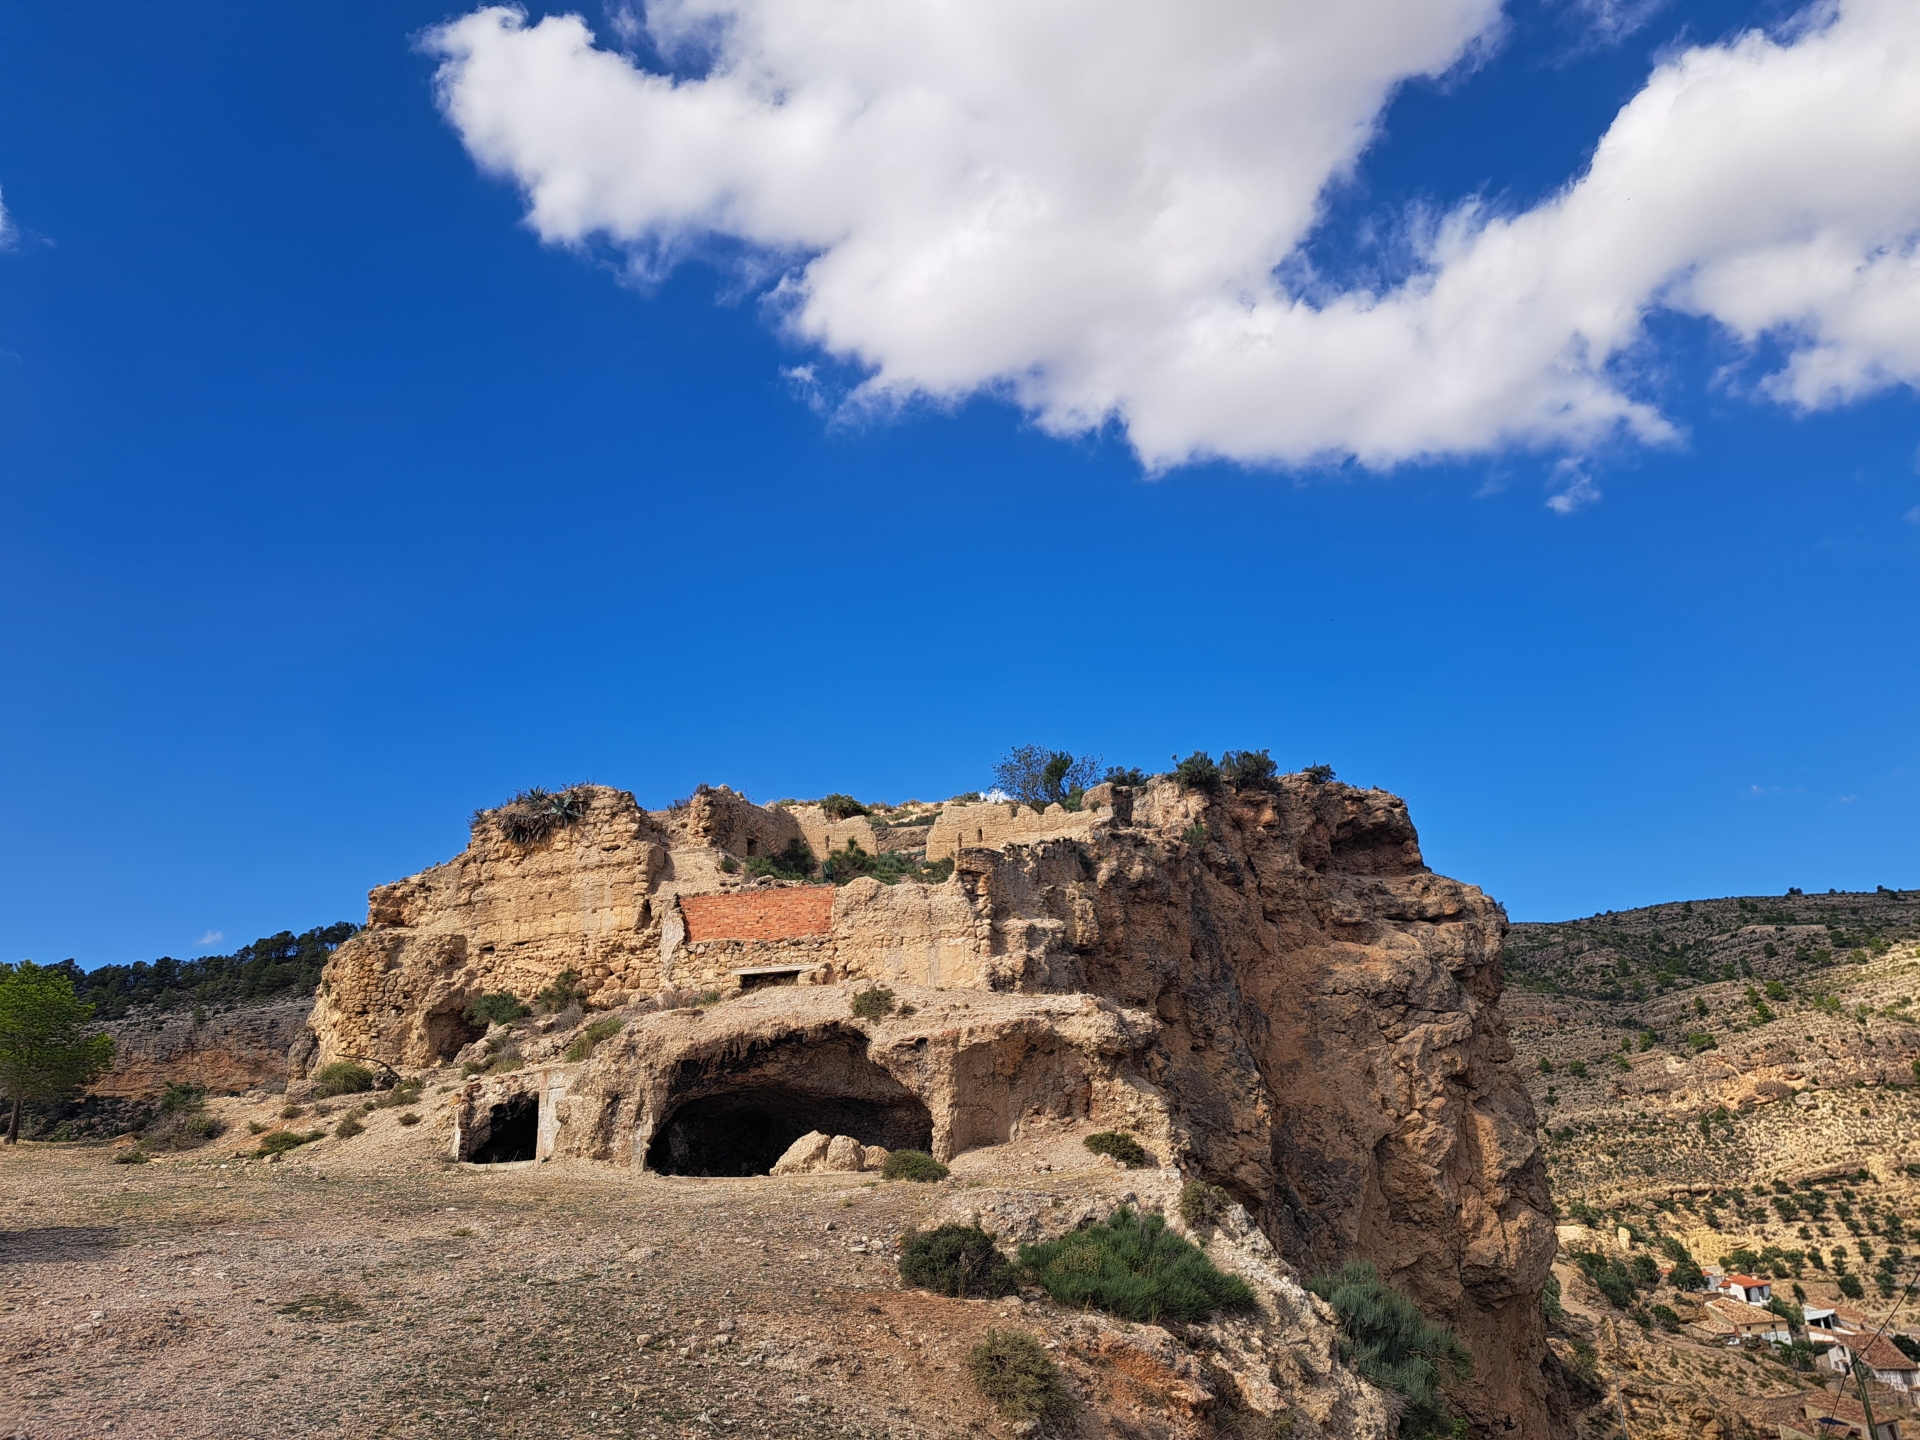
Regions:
[[1705, 1297, 1786, 1328]]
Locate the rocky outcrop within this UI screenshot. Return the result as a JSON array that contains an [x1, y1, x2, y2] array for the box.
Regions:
[[94, 997, 315, 1097], [305, 772, 1554, 1435]]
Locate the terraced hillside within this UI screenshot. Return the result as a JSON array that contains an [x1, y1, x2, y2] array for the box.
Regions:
[[1503, 890, 1920, 1435]]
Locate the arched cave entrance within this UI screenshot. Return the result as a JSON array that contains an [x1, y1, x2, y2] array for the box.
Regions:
[[471, 1093, 539, 1164], [645, 1028, 932, 1177]]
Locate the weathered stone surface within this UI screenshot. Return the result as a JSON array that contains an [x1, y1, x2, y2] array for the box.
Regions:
[[770, 1131, 832, 1174], [94, 997, 314, 1097], [304, 772, 1554, 1435]]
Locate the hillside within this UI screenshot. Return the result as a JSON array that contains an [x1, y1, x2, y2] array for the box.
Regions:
[[1503, 890, 1920, 1435]]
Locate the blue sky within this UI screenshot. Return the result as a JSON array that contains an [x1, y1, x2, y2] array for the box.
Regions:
[[2, 0, 1917, 967]]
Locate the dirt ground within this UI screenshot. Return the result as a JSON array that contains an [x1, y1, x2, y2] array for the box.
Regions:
[[0, 1096, 1208, 1440]]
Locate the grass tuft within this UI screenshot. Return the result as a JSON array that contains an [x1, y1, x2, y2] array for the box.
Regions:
[[880, 1149, 949, 1182], [564, 1016, 625, 1063], [311, 1062, 375, 1099], [966, 1328, 1069, 1423], [1083, 1130, 1149, 1167]]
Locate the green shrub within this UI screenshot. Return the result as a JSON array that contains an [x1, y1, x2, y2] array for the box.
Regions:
[[1838, 1274, 1864, 1299], [1308, 1261, 1471, 1440], [1084, 1130, 1149, 1167], [1173, 751, 1220, 792], [535, 970, 588, 1014], [279, 1103, 305, 1120], [334, 1113, 364, 1140], [1183, 822, 1210, 847], [1102, 766, 1149, 788], [158, 1081, 205, 1114], [881, 1149, 949, 1182], [1221, 749, 1278, 791], [142, 1084, 220, 1151], [822, 840, 950, 886], [1566, 1060, 1587, 1078], [1570, 1252, 1637, 1309], [1020, 1208, 1255, 1324], [966, 1329, 1068, 1423], [898, 1224, 1016, 1298], [372, 1078, 424, 1109], [311, 1061, 375, 1098], [1179, 1180, 1232, 1229], [255, 1128, 325, 1157], [1650, 1304, 1680, 1332], [397, 1112, 422, 1127], [247, 1120, 269, 1135], [850, 985, 897, 1020], [819, 793, 870, 820], [1541, 1273, 1563, 1322], [718, 856, 739, 873], [564, 1016, 625, 1062], [112, 1148, 149, 1165], [745, 839, 817, 881], [1629, 1254, 1659, 1288], [465, 992, 530, 1028], [1301, 763, 1336, 785]]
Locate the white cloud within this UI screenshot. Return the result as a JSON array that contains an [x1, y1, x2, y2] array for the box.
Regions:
[[428, 0, 1920, 471], [196, 930, 225, 948], [1545, 460, 1600, 514]]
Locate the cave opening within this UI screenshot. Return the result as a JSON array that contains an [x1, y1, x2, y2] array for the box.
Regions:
[[426, 1005, 486, 1063], [472, 1093, 539, 1164], [645, 1030, 932, 1177]]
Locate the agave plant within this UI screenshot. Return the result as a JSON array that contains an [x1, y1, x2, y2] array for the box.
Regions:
[[491, 785, 592, 845]]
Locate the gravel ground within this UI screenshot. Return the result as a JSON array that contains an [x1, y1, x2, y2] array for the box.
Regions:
[[0, 1100, 1192, 1440]]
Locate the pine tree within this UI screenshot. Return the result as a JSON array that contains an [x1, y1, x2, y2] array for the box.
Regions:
[[0, 961, 116, 1143]]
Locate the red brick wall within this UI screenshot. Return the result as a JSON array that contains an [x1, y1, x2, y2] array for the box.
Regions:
[[681, 888, 835, 942]]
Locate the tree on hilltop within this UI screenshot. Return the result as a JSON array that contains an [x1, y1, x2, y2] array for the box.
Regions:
[[992, 746, 1103, 810], [0, 961, 116, 1144]]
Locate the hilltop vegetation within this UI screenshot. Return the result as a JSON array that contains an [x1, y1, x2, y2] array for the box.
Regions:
[[47, 924, 358, 1019], [1505, 886, 1919, 1004]]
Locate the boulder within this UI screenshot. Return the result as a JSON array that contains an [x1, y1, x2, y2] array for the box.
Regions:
[[770, 1132, 833, 1175]]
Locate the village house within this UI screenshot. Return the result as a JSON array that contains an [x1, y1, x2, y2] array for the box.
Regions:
[[1822, 1333, 1920, 1401], [1721, 1273, 1774, 1304], [1695, 1296, 1794, 1345], [1763, 1391, 1905, 1440]]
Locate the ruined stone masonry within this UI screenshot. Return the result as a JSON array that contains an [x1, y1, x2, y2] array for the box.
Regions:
[[302, 775, 1558, 1435]]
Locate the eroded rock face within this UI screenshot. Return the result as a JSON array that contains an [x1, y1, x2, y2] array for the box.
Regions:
[[94, 997, 315, 1097], [306, 774, 1554, 1435]]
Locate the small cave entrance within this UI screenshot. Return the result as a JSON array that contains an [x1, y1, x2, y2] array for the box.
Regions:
[[426, 1004, 486, 1063], [471, 1094, 539, 1164], [645, 1029, 933, 1177]]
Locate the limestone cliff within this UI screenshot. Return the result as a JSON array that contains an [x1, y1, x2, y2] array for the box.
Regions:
[[304, 774, 1555, 1435]]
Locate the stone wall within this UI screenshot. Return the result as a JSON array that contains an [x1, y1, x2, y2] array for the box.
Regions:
[[786, 803, 878, 863], [923, 798, 1110, 860]]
